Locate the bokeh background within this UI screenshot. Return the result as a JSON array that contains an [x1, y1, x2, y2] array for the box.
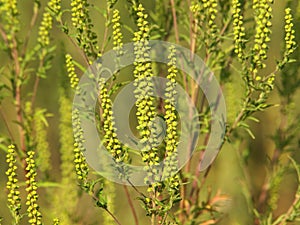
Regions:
[[0, 0, 300, 224]]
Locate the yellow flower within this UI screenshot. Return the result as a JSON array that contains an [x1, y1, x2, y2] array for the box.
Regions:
[[72, 109, 89, 181], [25, 150, 42, 225], [112, 9, 124, 56], [65, 54, 79, 89], [284, 8, 297, 57], [232, 0, 246, 61], [38, 12, 53, 47], [251, 0, 273, 71], [132, 4, 161, 185], [6, 144, 21, 222], [163, 46, 180, 194], [71, 0, 98, 58], [98, 78, 129, 167]]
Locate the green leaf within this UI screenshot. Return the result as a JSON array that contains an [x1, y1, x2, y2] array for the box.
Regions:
[[73, 60, 87, 73], [123, 25, 135, 34], [248, 116, 260, 123]]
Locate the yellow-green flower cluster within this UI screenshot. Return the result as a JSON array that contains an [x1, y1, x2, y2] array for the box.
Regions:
[[112, 9, 124, 56], [133, 3, 153, 139], [142, 123, 161, 186], [38, 0, 61, 47], [163, 46, 181, 202], [132, 4, 160, 185], [71, 0, 98, 58], [163, 46, 179, 179], [284, 8, 296, 57], [34, 109, 51, 173], [38, 11, 53, 47], [202, 0, 219, 52], [99, 78, 128, 163], [252, 0, 273, 71], [71, 0, 88, 29], [72, 109, 89, 181], [190, 2, 200, 14], [232, 0, 246, 61], [65, 54, 79, 89], [0, 0, 19, 38], [25, 150, 42, 225], [53, 218, 60, 225], [6, 144, 21, 220], [48, 0, 61, 16], [133, 4, 150, 44], [0, 0, 18, 18]]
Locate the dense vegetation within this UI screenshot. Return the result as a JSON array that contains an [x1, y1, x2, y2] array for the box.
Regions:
[[0, 0, 300, 224]]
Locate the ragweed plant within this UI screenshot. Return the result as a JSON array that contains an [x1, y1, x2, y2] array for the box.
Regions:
[[249, 0, 273, 80], [112, 9, 124, 55], [0, 0, 60, 224], [65, 54, 79, 89], [131, 4, 165, 222], [99, 78, 129, 164], [25, 150, 42, 225], [163, 45, 179, 180], [72, 109, 89, 183], [71, 0, 99, 60], [232, 0, 246, 61], [132, 4, 160, 185], [279, 7, 297, 68], [1, 0, 300, 225]]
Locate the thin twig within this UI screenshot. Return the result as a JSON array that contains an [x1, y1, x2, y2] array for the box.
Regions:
[[277, 194, 300, 225], [100, 6, 111, 55], [31, 51, 46, 107], [31, 77, 40, 108], [127, 179, 146, 197], [90, 190, 122, 225], [22, 2, 39, 57], [169, 0, 179, 44], [169, 0, 188, 93], [104, 208, 122, 225], [57, 19, 90, 66], [123, 185, 139, 225], [0, 23, 29, 183], [2, 22, 27, 155], [0, 25, 9, 45]]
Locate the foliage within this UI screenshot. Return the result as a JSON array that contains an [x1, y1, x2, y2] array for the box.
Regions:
[[0, 0, 300, 225]]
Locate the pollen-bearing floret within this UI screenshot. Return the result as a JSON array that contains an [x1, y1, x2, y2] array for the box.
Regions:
[[99, 78, 129, 164], [6, 144, 21, 220], [65, 54, 79, 89], [251, 0, 273, 72], [38, 11, 52, 47], [72, 109, 89, 181], [25, 150, 42, 225], [112, 9, 124, 55], [163, 46, 181, 197], [163, 45, 179, 179], [232, 0, 246, 61], [284, 8, 297, 57], [71, 0, 98, 58], [132, 4, 160, 185]]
